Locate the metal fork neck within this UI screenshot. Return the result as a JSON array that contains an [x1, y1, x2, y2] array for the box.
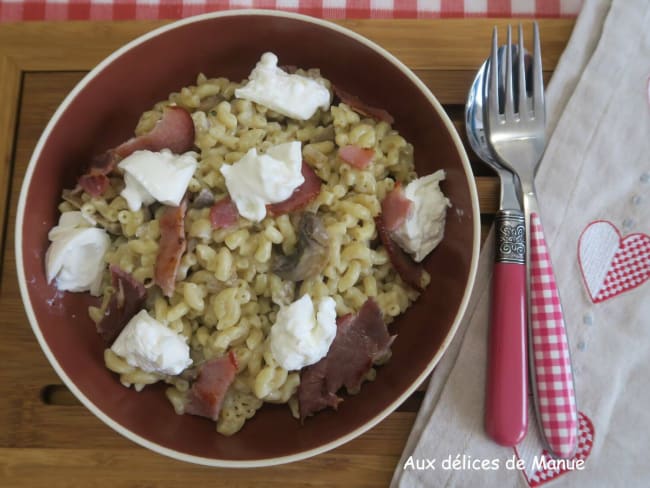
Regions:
[[499, 170, 523, 211]]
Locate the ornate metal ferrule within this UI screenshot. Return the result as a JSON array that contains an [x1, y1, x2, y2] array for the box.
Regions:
[[495, 210, 526, 264]]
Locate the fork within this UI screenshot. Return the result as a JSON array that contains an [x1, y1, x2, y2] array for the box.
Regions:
[[484, 23, 579, 459]]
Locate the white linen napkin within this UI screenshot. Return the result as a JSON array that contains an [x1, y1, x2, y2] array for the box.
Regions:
[[391, 1, 650, 486]]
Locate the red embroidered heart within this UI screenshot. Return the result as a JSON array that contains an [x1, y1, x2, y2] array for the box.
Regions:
[[515, 412, 594, 487], [578, 221, 650, 303]]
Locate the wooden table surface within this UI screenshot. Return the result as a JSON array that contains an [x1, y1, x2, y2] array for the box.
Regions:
[[0, 19, 574, 487]]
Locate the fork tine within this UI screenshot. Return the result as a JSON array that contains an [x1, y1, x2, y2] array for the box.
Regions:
[[517, 23, 527, 116], [532, 21, 544, 116], [504, 25, 515, 120], [488, 26, 499, 123]]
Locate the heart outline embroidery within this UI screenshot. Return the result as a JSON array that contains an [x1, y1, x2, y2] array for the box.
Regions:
[[577, 220, 650, 303], [515, 411, 594, 487]]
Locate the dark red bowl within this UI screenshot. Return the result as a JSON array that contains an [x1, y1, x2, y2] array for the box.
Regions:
[[16, 10, 480, 466]]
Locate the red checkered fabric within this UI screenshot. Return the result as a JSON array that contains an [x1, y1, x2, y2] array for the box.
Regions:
[[593, 232, 650, 303], [527, 412, 594, 487], [0, 0, 582, 22], [529, 212, 578, 459]]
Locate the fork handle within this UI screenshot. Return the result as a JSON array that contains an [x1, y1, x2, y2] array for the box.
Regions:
[[485, 210, 528, 446], [528, 211, 578, 458]]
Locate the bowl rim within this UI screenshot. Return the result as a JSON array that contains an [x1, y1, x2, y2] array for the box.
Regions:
[[15, 8, 481, 468]]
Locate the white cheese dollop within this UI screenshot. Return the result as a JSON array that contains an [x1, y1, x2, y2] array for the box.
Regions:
[[392, 170, 451, 262], [235, 52, 331, 120], [45, 211, 110, 296], [220, 141, 304, 222], [269, 295, 337, 371], [110, 310, 193, 376], [118, 149, 198, 211]]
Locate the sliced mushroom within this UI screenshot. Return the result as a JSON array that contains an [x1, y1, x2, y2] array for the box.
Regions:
[[309, 125, 335, 144], [273, 212, 329, 282], [198, 95, 221, 113], [190, 188, 215, 209]]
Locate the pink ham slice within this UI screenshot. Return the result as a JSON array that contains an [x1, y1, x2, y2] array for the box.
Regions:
[[381, 183, 413, 232], [338, 145, 375, 170], [78, 173, 110, 197], [209, 196, 239, 229], [78, 150, 120, 197], [77, 106, 195, 197], [96, 265, 147, 345], [184, 351, 238, 421], [114, 106, 195, 158], [298, 299, 395, 421], [155, 198, 187, 297], [333, 85, 395, 124], [375, 214, 427, 292], [266, 162, 322, 216]]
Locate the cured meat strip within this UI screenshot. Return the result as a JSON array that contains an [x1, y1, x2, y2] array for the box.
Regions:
[[298, 299, 394, 420], [155, 198, 188, 297], [114, 106, 195, 158], [77, 106, 195, 197], [184, 351, 238, 421], [266, 162, 322, 216], [77, 173, 109, 197], [375, 214, 426, 291], [209, 196, 239, 229], [78, 150, 120, 197], [333, 85, 395, 124], [381, 183, 413, 232], [338, 145, 375, 170], [96, 265, 147, 345]]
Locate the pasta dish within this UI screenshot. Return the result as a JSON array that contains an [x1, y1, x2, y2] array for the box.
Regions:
[[45, 53, 450, 435]]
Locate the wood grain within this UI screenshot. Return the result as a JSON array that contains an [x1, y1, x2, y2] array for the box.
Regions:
[[0, 19, 573, 487], [0, 53, 21, 279]]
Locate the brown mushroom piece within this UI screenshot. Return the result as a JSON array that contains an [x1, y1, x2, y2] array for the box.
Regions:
[[190, 188, 215, 209], [273, 212, 329, 282]]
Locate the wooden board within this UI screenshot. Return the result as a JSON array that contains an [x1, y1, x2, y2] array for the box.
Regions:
[[0, 19, 574, 487]]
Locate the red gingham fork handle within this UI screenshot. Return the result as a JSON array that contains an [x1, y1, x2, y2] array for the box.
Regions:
[[529, 211, 578, 459]]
